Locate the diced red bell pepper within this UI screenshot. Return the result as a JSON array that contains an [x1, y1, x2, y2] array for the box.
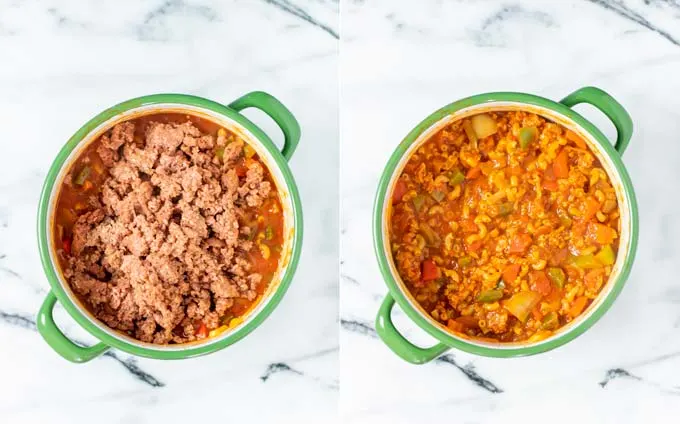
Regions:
[[467, 239, 483, 252], [553, 150, 570, 179], [447, 319, 464, 333], [543, 179, 559, 192], [392, 179, 407, 204], [62, 238, 72, 255], [566, 130, 587, 149], [583, 196, 600, 221], [502, 264, 521, 283], [421, 259, 439, 281], [508, 234, 532, 254], [460, 219, 478, 233], [196, 321, 208, 338], [587, 222, 616, 245], [466, 167, 481, 179], [529, 270, 552, 296], [568, 296, 589, 318], [235, 163, 248, 177]]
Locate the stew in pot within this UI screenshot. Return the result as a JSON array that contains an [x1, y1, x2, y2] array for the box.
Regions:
[[53, 113, 283, 344], [389, 110, 620, 343]]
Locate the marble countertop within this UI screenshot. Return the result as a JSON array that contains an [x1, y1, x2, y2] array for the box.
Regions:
[[340, 0, 680, 423], [0, 1, 338, 423], [5, 0, 680, 421]]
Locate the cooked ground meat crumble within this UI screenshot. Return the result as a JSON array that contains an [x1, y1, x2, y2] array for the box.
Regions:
[[56, 117, 282, 344]]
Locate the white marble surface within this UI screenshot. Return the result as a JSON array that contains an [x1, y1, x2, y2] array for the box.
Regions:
[[6, 0, 680, 421], [341, 1, 680, 423], [0, 1, 338, 423]]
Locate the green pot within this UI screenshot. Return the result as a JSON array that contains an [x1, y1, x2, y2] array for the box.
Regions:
[[373, 87, 638, 362], [37, 92, 303, 363]]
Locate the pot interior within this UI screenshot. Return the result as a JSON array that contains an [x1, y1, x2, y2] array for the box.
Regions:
[[380, 101, 632, 350], [46, 103, 296, 351]]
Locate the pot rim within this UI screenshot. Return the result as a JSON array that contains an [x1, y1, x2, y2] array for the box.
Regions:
[[373, 91, 638, 358], [37, 93, 303, 359]]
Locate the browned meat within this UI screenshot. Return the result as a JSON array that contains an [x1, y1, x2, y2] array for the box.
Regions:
[[64, 120, 273, 344], [239, 163, 271, 207], [96, 137, 119, 167], [109, 121, 135, 149]]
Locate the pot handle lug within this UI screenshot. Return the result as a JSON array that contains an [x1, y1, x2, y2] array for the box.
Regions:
[[560, 86, 633, 155], [375, 294, 450, 364], [228, 91, 301, 161], [37, 291, 110, 363]]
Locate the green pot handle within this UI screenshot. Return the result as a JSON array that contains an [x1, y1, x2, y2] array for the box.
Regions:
[[560, 86, 633, 155], [228, 91, 301, 161], [375, 294, 450, 364], [37, 291, 110, 363]]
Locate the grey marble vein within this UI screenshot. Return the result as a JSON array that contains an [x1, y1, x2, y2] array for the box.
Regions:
[[143, 0, 218, 25], [600, 367, 680, 395], [288, 346, 339, 362], [0, 309, 164, 388], [0, 254, 49, 295], [262, 0, 339, 39], [0, 311, 37, 331], [341, 318, 501, 393], [621, 349, 680, 369], [587, 0, 680, 46], [0, 266, 21, 279], [260, 361, 339, 390], [340, 273, 359, 285], [385, 11, 427, 35], [137, 0, 218, 41], [260, 362, 304, 382], [46, 7, 88, 30], [480, 4, 556, 31], [340, 318, 377, 338], [598, 349, 680, 395], [435, 355, 503, 394], [471, 4, 556, 47], [599, 368, 640, 387], [109, 356, 164, 388]]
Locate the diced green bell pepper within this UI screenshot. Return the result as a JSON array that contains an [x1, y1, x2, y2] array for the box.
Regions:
[[498, 202, 514, 216], [540, 311, 559, 330], [519, 127, 538, 149], [547, 267, 565, 289], [413, 195, 426, 212], [477, 289, 504, 303], [74, 166, 91, 186], [448, 169, 465, 186], [419, 223, 441, 247], [459, 256, 473, 268]]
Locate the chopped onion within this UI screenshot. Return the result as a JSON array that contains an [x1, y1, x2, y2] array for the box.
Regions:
[[471, 114, 498, 139]]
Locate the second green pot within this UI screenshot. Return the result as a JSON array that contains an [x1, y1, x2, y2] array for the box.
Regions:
[[373, 87, 638, 362]]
